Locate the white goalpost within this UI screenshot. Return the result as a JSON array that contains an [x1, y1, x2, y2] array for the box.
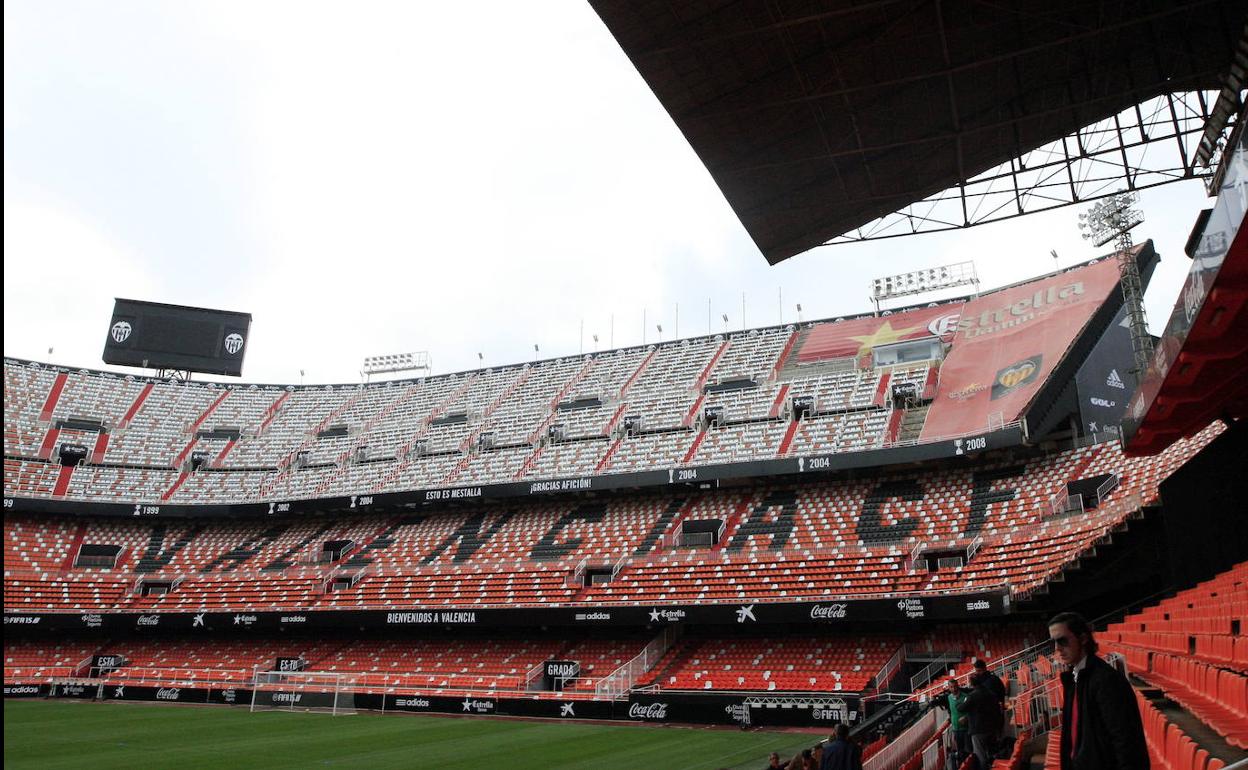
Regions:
[[249, 670, 358, 716]]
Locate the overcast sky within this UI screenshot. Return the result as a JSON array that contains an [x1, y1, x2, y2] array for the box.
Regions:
[[4, 1, 1213, 386]]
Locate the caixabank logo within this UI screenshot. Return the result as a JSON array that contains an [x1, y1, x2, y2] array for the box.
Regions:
[[990, 355, 1042, 401]]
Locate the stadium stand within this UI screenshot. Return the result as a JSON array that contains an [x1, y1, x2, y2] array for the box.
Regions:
[[0, 329, 956, 502], [639, 634, 902, 692], [1, 424, 1221, 615], [1103, 562, 1248, 749], [3, 260, 1243, 767]]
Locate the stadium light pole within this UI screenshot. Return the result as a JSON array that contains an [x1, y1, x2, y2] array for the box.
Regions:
[[721, 313, 729, 334], [1077, 191, 1153, 381], [796, 303, 803, 322], [656, 324, 663, 342]]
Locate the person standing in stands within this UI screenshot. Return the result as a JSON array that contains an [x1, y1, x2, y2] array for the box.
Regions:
[[1049, 611, 1149, 770], [973, 658, 1006, 704], [820, 723, 863, 770], [963, 670, 1005, 769], [973, 658, 1008, 751], [764, 751, 784, 770], [944, 678, 970, 763]]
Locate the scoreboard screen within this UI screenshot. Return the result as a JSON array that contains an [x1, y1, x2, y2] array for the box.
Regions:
[[103, 299, 252, 377]]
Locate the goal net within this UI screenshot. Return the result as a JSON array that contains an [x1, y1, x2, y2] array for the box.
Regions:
[[249, 670, 358, 715]]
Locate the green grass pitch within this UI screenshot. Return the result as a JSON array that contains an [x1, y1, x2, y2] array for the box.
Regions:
[[4, 700, 822, 769]]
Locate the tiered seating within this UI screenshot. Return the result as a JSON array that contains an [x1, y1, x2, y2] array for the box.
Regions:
[[3, 364, 59, 457], [1101, 562, 1248, 751], [3, 349, 953, 501], [1145, 654, 1248, 749], [223, 387, 348, 469], [641, 635, 902, 692], [784, 368, 879, 416], [1136, 689, 1235, 770], [1105, 562, 1248, 674], [548, 348, 651, 440], [4, 639, 99, 683], [621, 338, 721, 431], [1, 635, 653, 699], [318, 638, 565, 693], [1103, 561, 1248, 753], [100, 638, 322, 686], [605, 431, 693, 473], [786, 410, 890, 455], [520, 438, 610, 479], [909, 624, 1035, 693], [3, 458, 61, 497], [699, 327, 794, 423], [103, 381, 220, 467], [688, 421, 789, 465], [1, 427, 1222, 613]]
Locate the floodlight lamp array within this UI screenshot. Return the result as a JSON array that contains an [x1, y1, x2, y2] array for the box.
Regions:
[[1078, 191, 1143, 247]]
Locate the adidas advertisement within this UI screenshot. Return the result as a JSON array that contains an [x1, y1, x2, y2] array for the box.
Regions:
[[1076, 304, 1137, 437]]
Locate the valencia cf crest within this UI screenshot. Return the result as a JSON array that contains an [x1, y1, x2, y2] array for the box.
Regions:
[[990, 355, 1042, 400]]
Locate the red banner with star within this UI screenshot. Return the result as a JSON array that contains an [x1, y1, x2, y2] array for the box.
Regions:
[[920, 258, 1122, 441], [796, 303, 964, 363]]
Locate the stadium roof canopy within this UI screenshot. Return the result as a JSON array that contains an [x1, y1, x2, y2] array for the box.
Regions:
[[591, 0, 1248, 263], [1124, 117, 1248, 456]]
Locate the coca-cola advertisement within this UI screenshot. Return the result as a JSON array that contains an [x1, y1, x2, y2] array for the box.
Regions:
[[627, 702, 669, 721], [809, 603, 849, 621]]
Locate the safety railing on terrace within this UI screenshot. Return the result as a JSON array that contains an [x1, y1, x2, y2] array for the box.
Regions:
[[908, 649, 965, 693], [597, 626, 678, 700], [565, 556, 589, 588], [864, 706, 947, 770], [870, 644, 907, 698]]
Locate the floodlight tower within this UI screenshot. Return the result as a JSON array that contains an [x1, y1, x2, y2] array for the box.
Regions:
[[1078, 192, 1154, 381]]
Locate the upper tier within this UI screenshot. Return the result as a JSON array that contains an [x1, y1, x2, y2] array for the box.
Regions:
[[3, 257, 1127, 506]]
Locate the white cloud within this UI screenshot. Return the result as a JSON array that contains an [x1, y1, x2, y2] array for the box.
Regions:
[[3, 199, 158, 366], [2, 0, 1217, 386]]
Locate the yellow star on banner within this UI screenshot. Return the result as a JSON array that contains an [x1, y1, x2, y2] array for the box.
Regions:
[[848, 321, 923, 355]]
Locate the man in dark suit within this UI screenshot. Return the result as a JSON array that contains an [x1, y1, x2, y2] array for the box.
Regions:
[[973, 658, 1006, 704], [963, 672, 1005, 769], [1049, 611, 1149, 770], [820, 723, 863, 770]]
